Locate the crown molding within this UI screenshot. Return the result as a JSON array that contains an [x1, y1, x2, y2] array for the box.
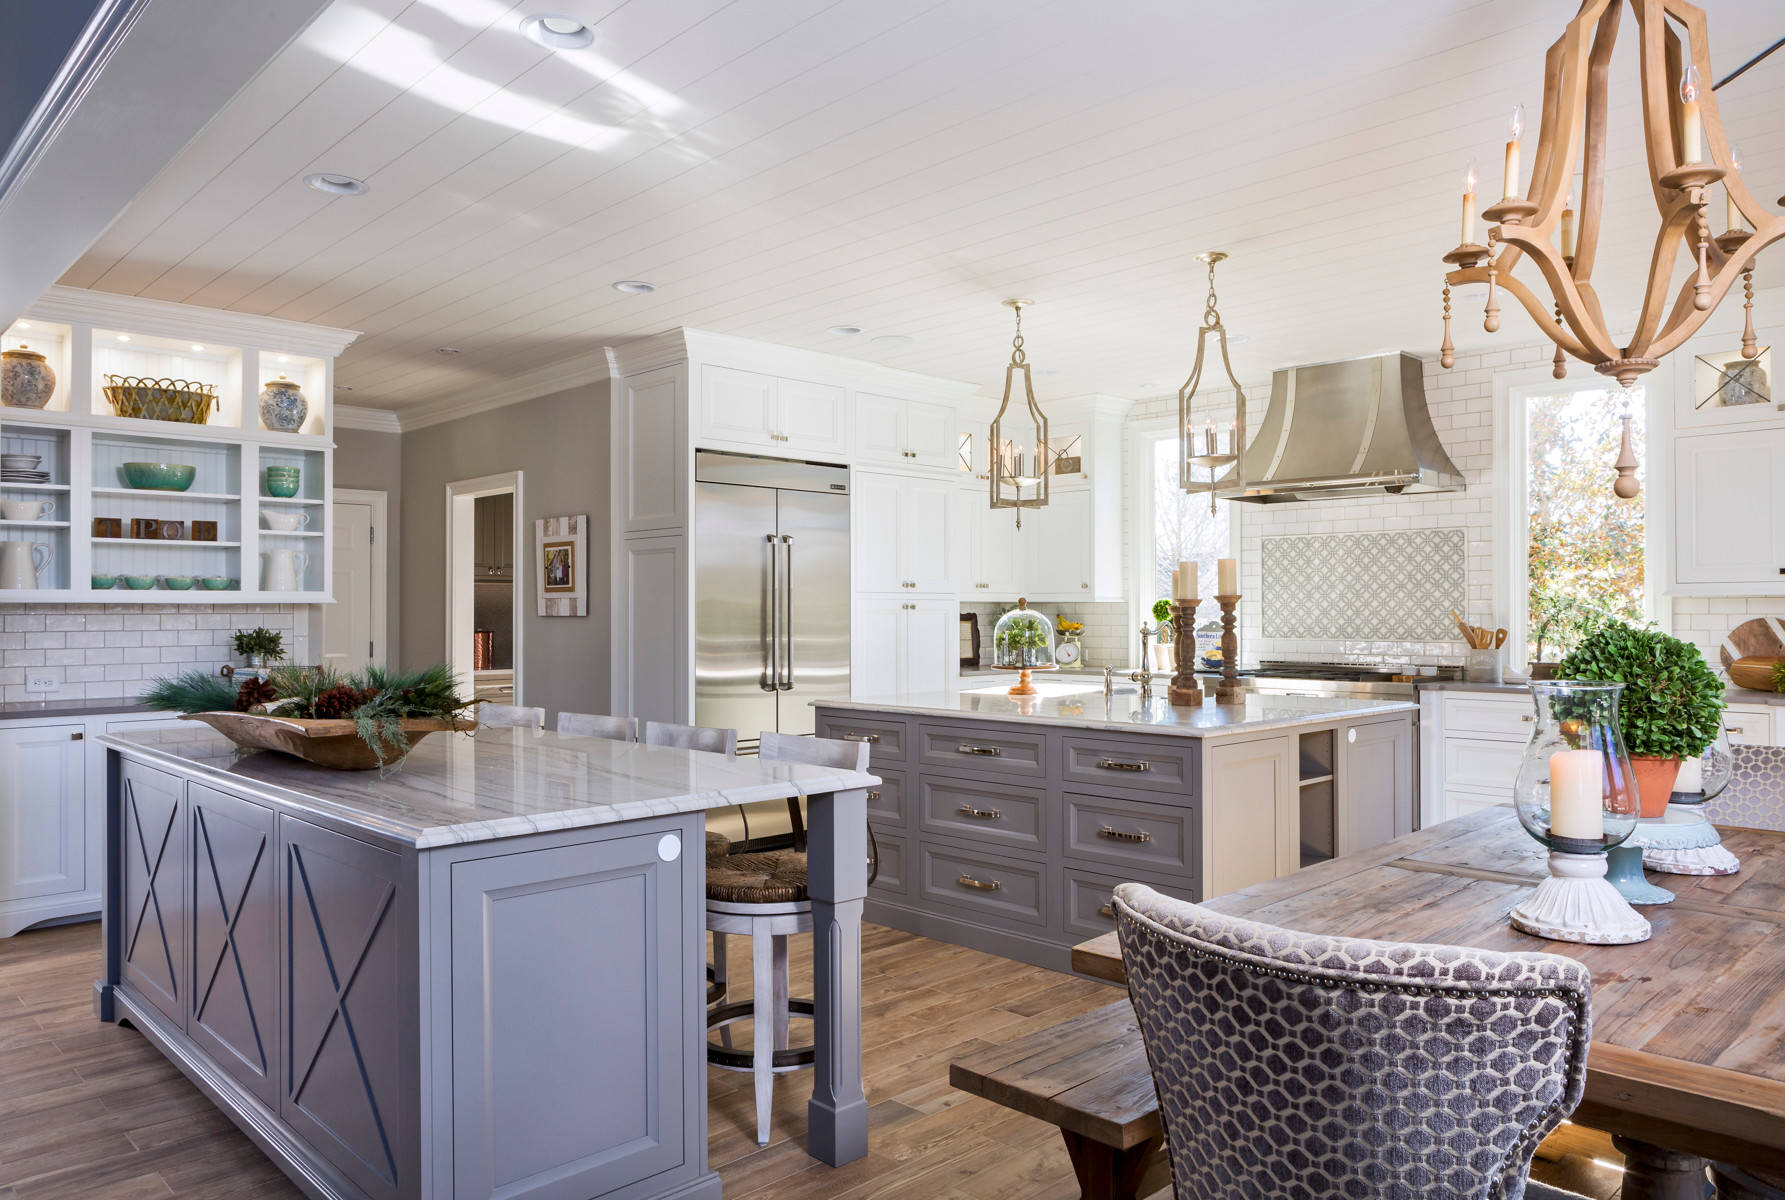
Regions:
[[27, 285, 360, 358], [396, 350, 611, 431], [333, 405, 403, 434]]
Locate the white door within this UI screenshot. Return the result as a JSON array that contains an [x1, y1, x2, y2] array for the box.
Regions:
[[900, 477, 953, 593], [0, 724, 84, 902], [902, 600, 956, 695], [902, 400, 957, 469], [854, 393, 905, 466], [776, 378, 847, 454], [700, 365, 775, 447], [852, 597, 905, 699], [1674, 429, 1785, 586], [853, 473, 904, 592], [324, 493, 385, 671]]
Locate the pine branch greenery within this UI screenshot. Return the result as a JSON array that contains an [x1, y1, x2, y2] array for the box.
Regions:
[[141, 670, 239, 715]]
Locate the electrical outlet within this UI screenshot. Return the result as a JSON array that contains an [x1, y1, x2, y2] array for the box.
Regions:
[[25, 674, 57, 694]]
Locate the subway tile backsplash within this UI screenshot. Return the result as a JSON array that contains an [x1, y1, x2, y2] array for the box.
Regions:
[[0, 604, 312, 703]]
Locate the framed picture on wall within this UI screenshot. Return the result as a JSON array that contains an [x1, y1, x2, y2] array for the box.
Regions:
[[536, 515, 587, 616]]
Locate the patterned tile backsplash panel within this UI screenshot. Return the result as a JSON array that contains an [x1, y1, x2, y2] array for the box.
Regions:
[[1261, 529, 1467, 642]]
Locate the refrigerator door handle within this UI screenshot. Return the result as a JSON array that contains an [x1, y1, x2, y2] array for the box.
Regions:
[[778, 534, 795, 690], [762, 534, 779, 692]]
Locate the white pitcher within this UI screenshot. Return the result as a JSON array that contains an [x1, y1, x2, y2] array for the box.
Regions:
[[261, 548, 310, 592], [0, 541, 52, 589]]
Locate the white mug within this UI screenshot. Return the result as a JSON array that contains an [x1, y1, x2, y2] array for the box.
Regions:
[[0, 541, 52, 589], [0, 498, 54, 521], [261, 548, 310, 592], [263, 509, 310, 532]]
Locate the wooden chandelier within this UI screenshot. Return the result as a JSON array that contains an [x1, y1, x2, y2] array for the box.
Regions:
[[1440, 0, 1783, 387]]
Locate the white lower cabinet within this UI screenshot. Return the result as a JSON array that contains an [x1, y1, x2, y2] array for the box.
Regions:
[[853, 597, 957, 697], [1420, 690, 1532, 825], [1722, 704, 1777, 746]]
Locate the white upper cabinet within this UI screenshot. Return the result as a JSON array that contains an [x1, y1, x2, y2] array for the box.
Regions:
[[1673, 428, 1785, 592], [696, 366, 848, 456], [854, 393, 955, 470], [1026, 489, 1094, 596], [854, 470, 955, 594]]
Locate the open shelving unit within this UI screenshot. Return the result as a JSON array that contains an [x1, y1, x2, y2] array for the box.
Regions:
[[0, 287, 356, 603], [1297, 729, 1337, 868]]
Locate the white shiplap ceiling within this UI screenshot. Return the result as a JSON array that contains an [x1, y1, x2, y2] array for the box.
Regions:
[[60, 0, 1785, 412]]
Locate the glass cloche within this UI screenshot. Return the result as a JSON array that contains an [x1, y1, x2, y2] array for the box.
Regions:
[[992, 599, 1056, 696]]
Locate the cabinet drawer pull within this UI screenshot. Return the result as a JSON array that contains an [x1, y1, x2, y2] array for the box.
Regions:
[[1726, 726, 1745, 734], [1097, 903, 1115, 918], [1098, 825, 1153, 843], [956, 874, 1001, 892], [1520, 714, 1534, 722], [70, 731, 83, 741], [957, 804, 1002, 820], [866, 790, 881, 801], [958, 744, 1003, 756], [1097, 757, 1149, 772], [841, 732, 879, 744]]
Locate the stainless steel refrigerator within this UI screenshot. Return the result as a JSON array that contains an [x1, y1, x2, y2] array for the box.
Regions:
[[694, 451, 850, 748]]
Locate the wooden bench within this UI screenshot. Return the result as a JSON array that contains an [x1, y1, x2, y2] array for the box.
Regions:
[[949, 1000, 1167, 1200]]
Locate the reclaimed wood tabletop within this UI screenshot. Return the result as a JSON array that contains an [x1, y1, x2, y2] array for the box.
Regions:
[[1071, 808, 1785, 1177]]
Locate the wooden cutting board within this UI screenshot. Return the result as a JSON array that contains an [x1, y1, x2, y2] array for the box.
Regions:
[[1720, 617, 1785, 670]]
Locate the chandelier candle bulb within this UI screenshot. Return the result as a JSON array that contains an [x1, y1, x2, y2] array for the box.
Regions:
[[1503, 105, 1525, 200], [1216, 557, 1237, 596], [1728, 145, 1744, 231], [1680, 65, 1703, 164], [1548, 749, 1605, 843], [1461, 160, 1478, 244], [1561, 198, 1576, 259]]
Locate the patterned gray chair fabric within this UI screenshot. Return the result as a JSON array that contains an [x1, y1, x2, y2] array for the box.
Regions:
[[1710, 744, 1785, 831], [1113, 883, 1593, 1200]]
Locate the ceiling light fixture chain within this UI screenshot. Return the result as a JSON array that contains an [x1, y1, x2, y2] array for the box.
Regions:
[[1177, 251, 1248, 516]]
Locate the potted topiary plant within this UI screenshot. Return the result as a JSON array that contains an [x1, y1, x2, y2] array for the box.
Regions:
[[1150, 598, 1175, 670], [232, 626, 285, 669], [1557, 620, 1725, 818]]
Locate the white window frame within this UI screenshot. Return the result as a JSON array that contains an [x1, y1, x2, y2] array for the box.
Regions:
[[1127, 413, 1243, 664], [1492, 366, 1672, 672]]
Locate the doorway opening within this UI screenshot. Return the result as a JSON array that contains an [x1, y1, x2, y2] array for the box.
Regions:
[[446, 472, 524, 703]]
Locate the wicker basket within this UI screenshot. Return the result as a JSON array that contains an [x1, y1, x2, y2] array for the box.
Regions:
[[102, 375, 217, 424]]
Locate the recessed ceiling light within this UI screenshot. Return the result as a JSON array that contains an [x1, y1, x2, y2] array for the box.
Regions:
[[871, 334, 913, 347], [827, 324, 863, 336], [520, 13, 595, 50], [437, 347, 462, 355], [304, 172, 369, 197], [612, 280, 655, 294], [16, 321, 29, 329], [190, 344, 205, 352], [116, 334, 130, 343]]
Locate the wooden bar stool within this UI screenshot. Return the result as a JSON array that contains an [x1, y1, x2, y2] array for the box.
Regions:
[[705, 730, 870, 1146], [640, 721, 741, 1009]]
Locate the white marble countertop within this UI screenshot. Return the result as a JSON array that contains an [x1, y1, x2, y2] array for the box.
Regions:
[[101, 725, 878, 849], [819, 687, 1417, 737]]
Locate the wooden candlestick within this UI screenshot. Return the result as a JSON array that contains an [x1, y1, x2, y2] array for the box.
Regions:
[[1169, 600, 1200, 705], [1215, 595, 1243, 705]]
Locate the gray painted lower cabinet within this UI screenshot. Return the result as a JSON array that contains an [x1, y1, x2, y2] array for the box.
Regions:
[[102, 754, 720, 1200], [816, 706, 1416, 972]]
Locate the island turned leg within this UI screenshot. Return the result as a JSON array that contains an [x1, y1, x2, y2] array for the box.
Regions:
[[1612, 1137, 1710, 1199], [805, 785, 870, 1166]]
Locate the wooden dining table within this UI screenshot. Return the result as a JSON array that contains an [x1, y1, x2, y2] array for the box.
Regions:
[[1071, 808, 1785, 1197]]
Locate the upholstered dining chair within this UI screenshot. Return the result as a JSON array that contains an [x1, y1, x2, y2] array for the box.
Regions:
[[477, 702, 544, 730], [555, 711, 637, 741], [1112, 883, 1594, 1200], [705, 730, 870, 1147]]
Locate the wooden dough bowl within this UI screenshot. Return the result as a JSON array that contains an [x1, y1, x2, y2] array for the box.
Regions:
[[183, 711, 476, 769]]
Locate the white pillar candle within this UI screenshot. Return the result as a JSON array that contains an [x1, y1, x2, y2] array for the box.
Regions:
[[1185, 561, 1198, 601], [1217, 557, 1237, 596], [1459, 159, 1478, 244], [1727, 145, 1744, 231], [1548, 748, 1605, 842]]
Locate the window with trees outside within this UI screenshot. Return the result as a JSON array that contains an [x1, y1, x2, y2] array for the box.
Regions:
[[1524, 383, 1645, 664], [1151, 435, 1230, 606]]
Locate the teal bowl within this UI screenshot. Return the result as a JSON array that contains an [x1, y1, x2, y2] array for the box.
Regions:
[[264, 467, 301, 498], [121, 575, 155, 590], [91, 574, 117, 590], [161, 575, 195, 591], [200, 576, 232, 590], [121, 462, 197, 491]]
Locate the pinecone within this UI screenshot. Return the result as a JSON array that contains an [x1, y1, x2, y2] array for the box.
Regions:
[[235, 677, 277, 711], [311, 684, 365, 720]]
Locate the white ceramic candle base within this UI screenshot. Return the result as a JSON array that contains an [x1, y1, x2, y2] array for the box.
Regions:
[[1631, 808, 1740, 876], [1508, 851, 1652, 944]]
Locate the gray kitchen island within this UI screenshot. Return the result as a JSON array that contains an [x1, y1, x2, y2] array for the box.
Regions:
[[816, 684, 1418, 971], [95, 724, 876, 1200]]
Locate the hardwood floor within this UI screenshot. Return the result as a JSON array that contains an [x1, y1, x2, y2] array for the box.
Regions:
[[0, 919, 1625, 1199]]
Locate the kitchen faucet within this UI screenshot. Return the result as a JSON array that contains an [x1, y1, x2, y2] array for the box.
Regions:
[[1130, 625, 1155, 702]]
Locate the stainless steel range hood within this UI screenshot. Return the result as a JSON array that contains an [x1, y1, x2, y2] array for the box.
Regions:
[[1218, 352, 1463, 503]]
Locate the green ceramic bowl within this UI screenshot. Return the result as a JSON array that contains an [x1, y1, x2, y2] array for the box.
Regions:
[[264, 466, 301, 498], [161, 575, 195, 590], [121, 575, 155, 590], [200, 576, 232, 590], [121, 462, 197, 491], [91, 574, 117, 590]]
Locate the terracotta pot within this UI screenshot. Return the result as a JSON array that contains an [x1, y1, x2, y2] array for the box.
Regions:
[[1629, 755, 1682, 819]]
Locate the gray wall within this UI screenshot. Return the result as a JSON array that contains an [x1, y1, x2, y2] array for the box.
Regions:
[[334, 427, 403, 664], [399, 384, 610, 719]]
